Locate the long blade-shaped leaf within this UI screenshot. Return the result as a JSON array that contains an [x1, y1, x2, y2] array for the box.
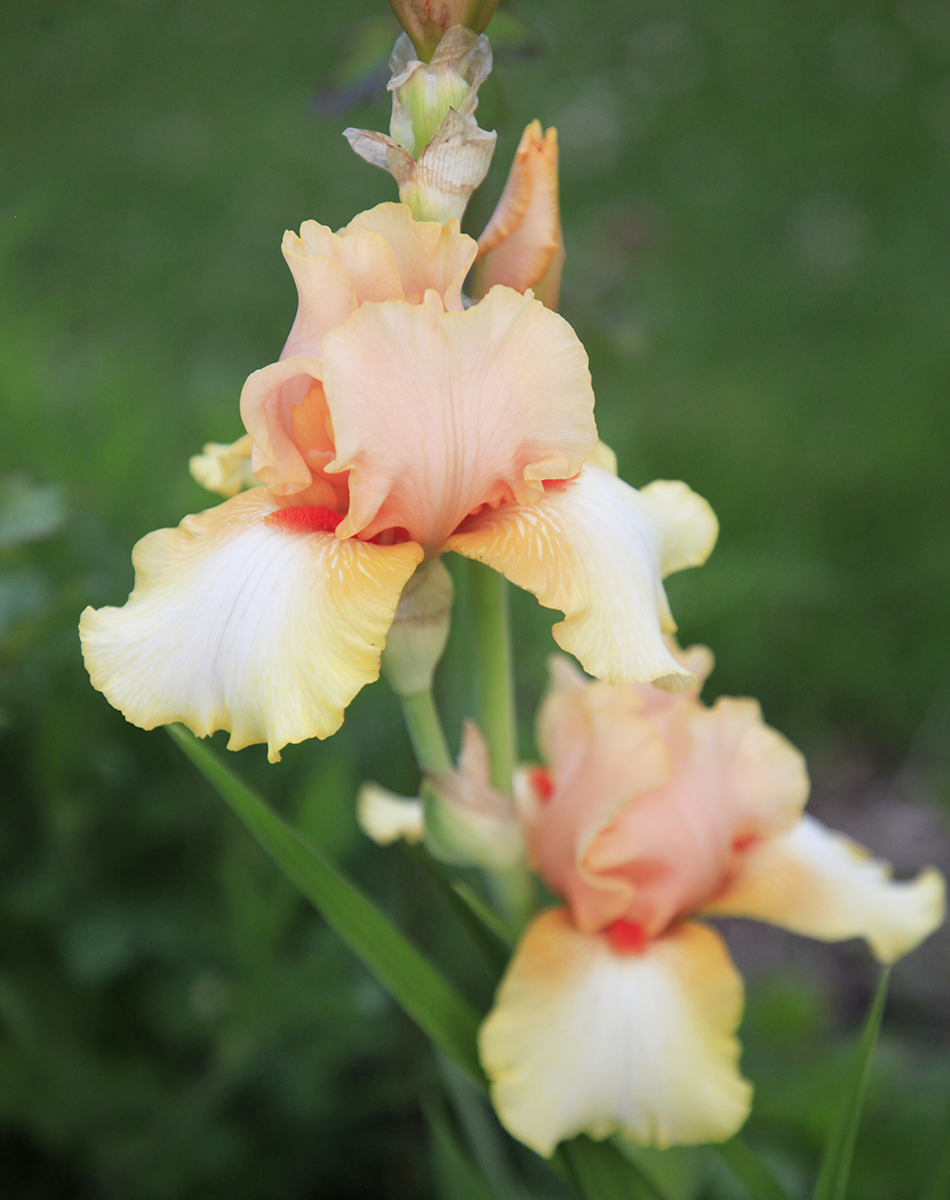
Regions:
[[561, 1137, 670, 1200], [919, 1102, 950, 1200], [812, 967, 890, 1200], [713, 1136, 794, 1200], [169, 725, 485, 1086]]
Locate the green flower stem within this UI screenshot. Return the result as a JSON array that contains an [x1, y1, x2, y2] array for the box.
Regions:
[[465, 561, 516, 795], [398, 688, 454, 776], [465, 560, 535, 932]]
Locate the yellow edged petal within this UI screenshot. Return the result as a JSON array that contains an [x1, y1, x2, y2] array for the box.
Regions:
[[448, 465, 714, 687], [79, 489, 423, 761], [357, 782, 425, 845], [479, 910, 752, 1156], [189, 433, 257, 498], [703, 814, 946, 964]]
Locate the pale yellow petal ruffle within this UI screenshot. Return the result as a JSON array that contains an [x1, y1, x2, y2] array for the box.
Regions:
[[189, 433, 256, 498], [703, 814, 946, 964], [80, 489, 423, 761], [323, 286, 596, 551], [448, 465, 715, 688], [479, 910, 752, 1156], [357, 782, 425, 845]]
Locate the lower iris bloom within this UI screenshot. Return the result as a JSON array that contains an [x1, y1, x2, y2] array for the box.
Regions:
[[479, 649, 945, 1154]]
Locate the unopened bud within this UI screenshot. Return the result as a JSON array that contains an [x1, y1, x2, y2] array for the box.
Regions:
[[381, 556, 454, 697], [389, 0, 500, 61]]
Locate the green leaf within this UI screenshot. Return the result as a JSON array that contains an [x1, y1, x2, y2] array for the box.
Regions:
[[561, 1136, 670, 1200], [713, 1136, 794, 1200], [426, 1101, 498, 1200], [919, 1101, 950, 1200], [812, 967, 891, 1200], [403, 845, 511, 979], [168, 725, 485, 1087]]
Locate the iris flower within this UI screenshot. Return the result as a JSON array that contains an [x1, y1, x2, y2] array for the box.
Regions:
[[479, 649, 946, 1155], [81, 204, 716, 761]]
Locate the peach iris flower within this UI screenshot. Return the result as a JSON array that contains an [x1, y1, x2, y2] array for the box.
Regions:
[[80, 204, 716, 762], [479, 649, 946, 1155]]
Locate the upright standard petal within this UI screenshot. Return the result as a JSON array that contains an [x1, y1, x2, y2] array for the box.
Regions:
[[343, 203, 477, 309], [80, 489, 422, 762], [474, 121, 564, 308], [703, 814, 946, 964], [323, 286, 596, 549], [479, 910, 751, 1156], [448, 465, 717, 688]]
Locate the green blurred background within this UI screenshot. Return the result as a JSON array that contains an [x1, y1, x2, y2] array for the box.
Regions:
[[2, 0, 949, 1195]]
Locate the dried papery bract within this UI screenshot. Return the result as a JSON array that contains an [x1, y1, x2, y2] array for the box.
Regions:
[[345, 26, 496, 222], [389, 0, 500, 61]]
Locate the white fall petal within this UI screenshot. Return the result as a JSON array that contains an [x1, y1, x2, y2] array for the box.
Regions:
[[703, 814, 946, 964], [80, 489, 422, 761], [448, 464, 717, 689], [479, 909, 752, 1156]]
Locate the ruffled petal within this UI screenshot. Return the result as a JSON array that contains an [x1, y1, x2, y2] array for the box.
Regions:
[[323, 286, 596, 549], [357, 782, 425, 845], [479, 911, 752, 1155], [345, 203, 477, 310], [278, 248, 359, 362], [474, 121, 563, 307], [189, 433, 257, 498], [79, 489, 423, 761], [447, 465, 716, 687], [702, 814, 946, 964]]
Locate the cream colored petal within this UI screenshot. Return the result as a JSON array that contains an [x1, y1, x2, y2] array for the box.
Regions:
[[703, 815, 946, 964], [585, 440, 618, 474], [474, 121, 563, 306], [637, 480, 719, 578], [79, 489, 423, 762], [357, 782, 425, 845], [323, 287, 595, 550], [189, 434, 257, 498], [479, 911, 751, 1156], [448, 465, 711, 687], [344, 202, 476, 310]]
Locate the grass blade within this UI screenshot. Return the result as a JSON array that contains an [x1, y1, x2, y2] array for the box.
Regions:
[[713, 1136, 794, 1200], [561, 1136, 670, 1200], [812, 967, 891, 1200], [169, 725, 485, 1086]]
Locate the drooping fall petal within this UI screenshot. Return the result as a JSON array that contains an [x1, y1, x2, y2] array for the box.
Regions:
[[703, 814, 946, 964], [323, 286, 596, 549], [479, 910, 752, 1155], [80, 489, 422, 762], [447, 465, 717, 687], [474, 121, 564, 308]]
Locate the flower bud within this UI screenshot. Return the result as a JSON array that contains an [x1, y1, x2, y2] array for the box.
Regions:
[[389, 0, 500, 61], [345, 27, 496, 223], [381, 556, 454, 698], [473, 121, 564, 310], [423, 721, 524, 870]]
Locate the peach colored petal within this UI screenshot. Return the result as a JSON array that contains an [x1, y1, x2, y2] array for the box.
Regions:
[[323, 287, 596, 549], [584, 696, 809, 936], [345, 202, 477, 309], [239, 356, 344, 501], [479, 911, 751, 1155], [702, 814, 946, 964], [447, 465, 714, 688], [79, 489, 423, 762], [529, 681, 672, 933], [474, 122, 563, 308]]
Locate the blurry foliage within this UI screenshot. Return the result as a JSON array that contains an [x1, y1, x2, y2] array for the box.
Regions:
[[1, 0, 949, 1195]]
